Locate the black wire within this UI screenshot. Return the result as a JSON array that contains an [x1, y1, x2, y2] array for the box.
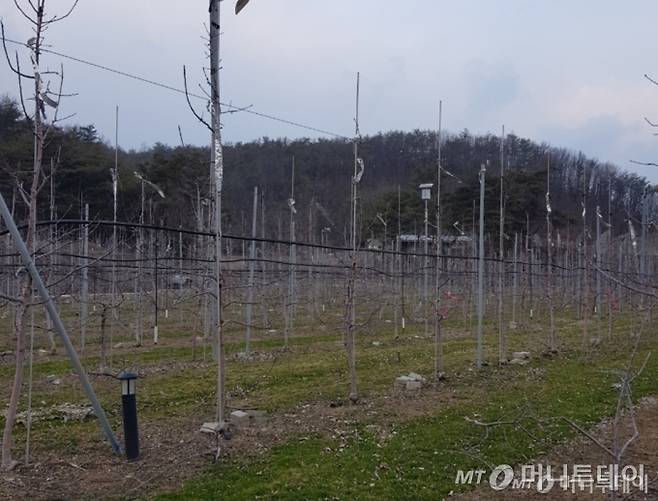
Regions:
[[1, 219, 655, 279], [2, 38, 351, 140]]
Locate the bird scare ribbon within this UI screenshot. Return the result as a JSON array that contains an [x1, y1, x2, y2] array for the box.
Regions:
[[353, 158, 365, 184]]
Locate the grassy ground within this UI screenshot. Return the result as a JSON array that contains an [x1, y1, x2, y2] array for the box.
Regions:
[[0, 295, 655, 499], [151, 313, 656, 500]]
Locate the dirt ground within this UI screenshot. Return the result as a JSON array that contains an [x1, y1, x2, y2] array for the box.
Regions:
[[458, 396, 658, 501], [4, 387, 656, 500], [0, 381, 457, 500], [0, 325, 654, 500]]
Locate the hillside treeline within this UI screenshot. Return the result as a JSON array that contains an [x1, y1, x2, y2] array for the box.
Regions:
[[0, 96, 653, 247]]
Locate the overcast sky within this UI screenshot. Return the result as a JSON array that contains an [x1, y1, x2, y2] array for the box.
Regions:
[[2, 0, 658, 182]]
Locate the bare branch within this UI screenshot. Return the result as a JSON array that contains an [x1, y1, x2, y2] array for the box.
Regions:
[[16, 181, 30, 207], [43, 0, 79, 24], [196, 82, 211, 100], [46, 250, 112, 289], [643, 117, 658, 127], [1, 22, 35, 79], [627, 352, 651, 385], [616, 396, 639, 462], [52, 112, 75, 124], [630, 160, 658, 168], [183, 65, 213, 132], [12, 0, 38, 25], [594, 263, 658, 298], [15, 53, 33, 121], [560, 417, 616, 459], [464, 416, 519, 427], [644, 73, 658, 86], [0, 292, 20, 304], [222, 102, 253, 115]]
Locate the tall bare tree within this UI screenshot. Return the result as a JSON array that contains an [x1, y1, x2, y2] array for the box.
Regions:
[[183, 0, 250, 438], [1, 0, 79, 470], [345, 73, 362, 403]]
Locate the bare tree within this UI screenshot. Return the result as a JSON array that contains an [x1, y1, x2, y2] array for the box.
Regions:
[[1, 0, 79, 470], [183, 0, 251, 445], [345, 73, 362, 403], [546, 155, 557, 352]]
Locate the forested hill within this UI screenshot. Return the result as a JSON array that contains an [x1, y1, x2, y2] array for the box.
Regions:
[[0, 96, 653, 246]]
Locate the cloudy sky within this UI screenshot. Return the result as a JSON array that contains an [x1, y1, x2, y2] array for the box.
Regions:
[[2, 0, 658, 182]]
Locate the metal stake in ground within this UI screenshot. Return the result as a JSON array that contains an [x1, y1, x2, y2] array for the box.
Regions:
[[0, 191, 121, 455]]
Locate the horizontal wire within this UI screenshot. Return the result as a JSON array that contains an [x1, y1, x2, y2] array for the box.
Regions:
[[2, 37, 351, 140], [0, 219, 652, 276]]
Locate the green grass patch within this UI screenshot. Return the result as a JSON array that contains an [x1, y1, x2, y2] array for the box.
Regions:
[[160, 339, 658, 500]]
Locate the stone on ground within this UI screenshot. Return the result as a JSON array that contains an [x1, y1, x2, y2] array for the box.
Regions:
[[512, 351, 530, 360], [200, 421, 223, 434], [395, 373, 426, 392], [394, 375, 413, 389], [230, 410, 250, 425]]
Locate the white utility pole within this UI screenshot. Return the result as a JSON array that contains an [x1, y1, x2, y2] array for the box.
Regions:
[[111, 105, 119, 360], [476, 163, 487, 369], [80, 203, 89, 352], [284, 157, 296, 347], [512, 232, 518, 327], [434, 101, 444, 377], [596, 204, 602, 339], [498, 126, 506, 363], [245, 186, 258, 354]]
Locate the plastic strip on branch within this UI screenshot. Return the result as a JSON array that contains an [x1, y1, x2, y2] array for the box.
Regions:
[[133, 172, 165, 199], [353, 158, 365, 185], [213, 134, 223, 192]]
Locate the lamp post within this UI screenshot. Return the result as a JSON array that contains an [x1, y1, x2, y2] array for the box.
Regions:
[[118, 371, 139, 461], [419, 183, 433, 336]]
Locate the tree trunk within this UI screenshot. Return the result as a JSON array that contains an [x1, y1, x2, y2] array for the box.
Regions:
[[2, 5, 44, 467]]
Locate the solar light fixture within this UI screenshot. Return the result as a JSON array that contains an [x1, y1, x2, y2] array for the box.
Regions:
[[419, 183, 433, 201], [118, 371, 140, 460]]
